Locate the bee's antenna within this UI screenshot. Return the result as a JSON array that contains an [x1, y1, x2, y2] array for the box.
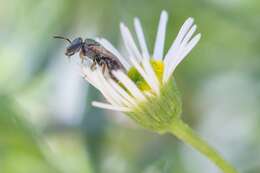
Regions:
[[53, 35, 72, 44]]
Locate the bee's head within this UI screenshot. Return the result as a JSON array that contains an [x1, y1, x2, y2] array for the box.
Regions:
[[54, 36, 84, 57], [65, 37, 83, 56]]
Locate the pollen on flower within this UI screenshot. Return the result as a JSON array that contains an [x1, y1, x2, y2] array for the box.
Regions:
[[127, 60, 164, 91], [150, 60, 164, 82]]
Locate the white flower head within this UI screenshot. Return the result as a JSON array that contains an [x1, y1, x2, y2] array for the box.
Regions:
[[81, 10, 201, 130]]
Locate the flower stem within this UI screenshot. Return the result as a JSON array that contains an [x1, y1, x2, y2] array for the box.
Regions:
[[168, 119, 238, 173]]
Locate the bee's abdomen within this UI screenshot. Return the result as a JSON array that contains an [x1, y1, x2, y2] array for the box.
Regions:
[[104, 57, 124, 71]]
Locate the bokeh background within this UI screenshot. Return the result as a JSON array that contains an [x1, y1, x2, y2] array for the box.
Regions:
[[1, 0, 260, 173]]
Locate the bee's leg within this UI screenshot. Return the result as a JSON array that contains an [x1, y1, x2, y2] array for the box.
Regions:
[[101, 63, 106, 74], [99, 60, 107, 74], [79, 51, 85, 64], [109, 70, 118, 81], [90, 61, 97, 70]]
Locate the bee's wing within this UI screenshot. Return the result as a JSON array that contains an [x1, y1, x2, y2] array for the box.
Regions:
[[91, 45, 125, 71], [91, 45, 119, 60]]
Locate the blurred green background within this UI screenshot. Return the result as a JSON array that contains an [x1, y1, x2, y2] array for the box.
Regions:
[[0, 0, 260, 173]]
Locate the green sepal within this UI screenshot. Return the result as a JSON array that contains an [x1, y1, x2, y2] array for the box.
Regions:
[[127, 77, 182, 132]]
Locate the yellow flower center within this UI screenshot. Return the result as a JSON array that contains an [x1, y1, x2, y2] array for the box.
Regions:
[[127, 60, 164, 91]]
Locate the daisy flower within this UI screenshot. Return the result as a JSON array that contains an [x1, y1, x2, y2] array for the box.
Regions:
[[82, 10, 200, 129], [80, 11, 238, 173]]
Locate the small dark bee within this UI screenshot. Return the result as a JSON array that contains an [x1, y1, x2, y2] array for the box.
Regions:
[[54, 36, 125, 78]]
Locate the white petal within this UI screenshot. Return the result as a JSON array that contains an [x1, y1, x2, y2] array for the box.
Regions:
[[163, 18, 195, 83], [164, 33, 201, 82], [108, 79, 137, 106], [142, 58, 160, 93], [84, 68, 136, 110], [112, 70, 146, 101], [153, 10, 168, 60], [96, 38, 130, 70], [163, 25, 197, 82], [179, 33, 201, 60], [134, 17, 150, 59], [164, 18, 194, 65], [120, 23, 142, 62], [129, 57, 159, 94], [81, 67, 100, 90], [92, 101, 131, 112], [89, 68, 120, 106], [114, 35, 154, 94], [178, 25, 197, 52], [96, 69, 131, 107]]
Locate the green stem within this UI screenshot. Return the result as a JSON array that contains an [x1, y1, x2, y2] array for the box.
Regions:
[[168, 119, 238, 173]]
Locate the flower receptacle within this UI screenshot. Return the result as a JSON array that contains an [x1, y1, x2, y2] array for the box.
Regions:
[[127, 77, 182, 132]]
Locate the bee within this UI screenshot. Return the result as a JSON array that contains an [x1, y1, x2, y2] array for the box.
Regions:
[[54, 36, 125, 78]]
